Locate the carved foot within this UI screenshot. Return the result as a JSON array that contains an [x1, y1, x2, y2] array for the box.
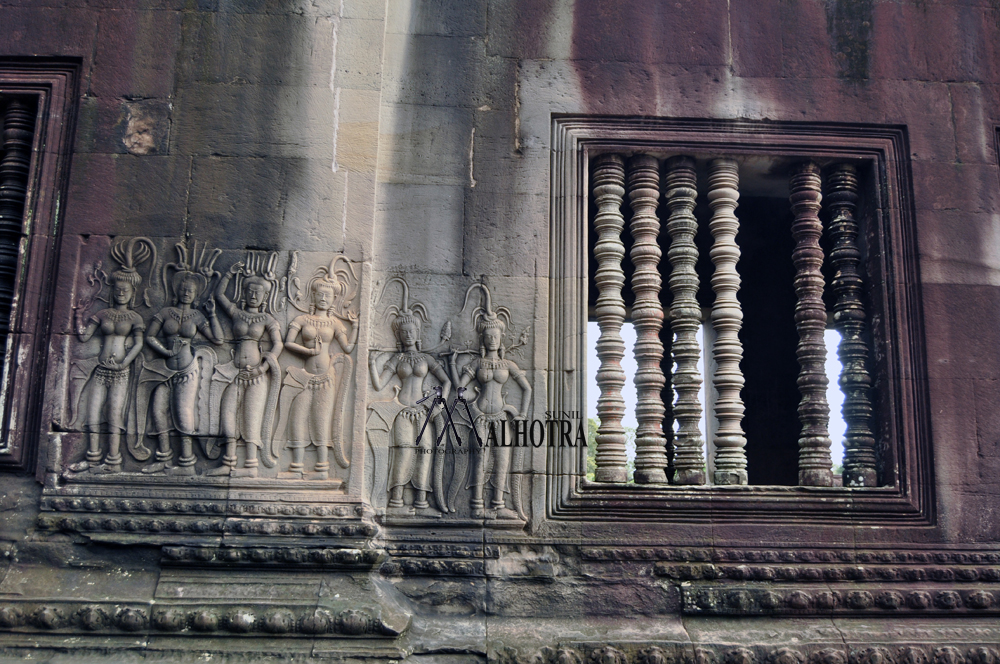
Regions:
[[92, 462, 122, 475], [386, 505, 416, 517], [415, 506, 443, 518], [141, 461, 173, 474], [277, 471, 303, 480], [492, 507, 520, 521], [164, 465, 197, 477], [471, 506, 486, 519], [304, 470, 328, 481], [67, 460, 91, 473], [231, 466, 258, 478], [205, 465, 232, 477]]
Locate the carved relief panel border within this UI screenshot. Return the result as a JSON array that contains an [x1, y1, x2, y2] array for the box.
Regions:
[[40, 240, 375, 544], [364, 274, 536, 532]]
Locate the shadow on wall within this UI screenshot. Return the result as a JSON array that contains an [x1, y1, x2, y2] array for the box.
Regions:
[[174, 5, 320, 252]]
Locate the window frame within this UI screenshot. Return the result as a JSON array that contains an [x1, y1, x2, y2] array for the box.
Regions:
[[0, 59, 81, 473], [545, 116, 932, 526]]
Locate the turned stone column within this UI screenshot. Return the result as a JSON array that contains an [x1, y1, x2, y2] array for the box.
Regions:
[[0, 99, 33, 353], [707, 158, 747, 485], [826, 163, 877, 487], [592, 154, 629, 483], [664, 156, 705, 485], [790, 162, 833, 487], [627, 155, 669, 484]]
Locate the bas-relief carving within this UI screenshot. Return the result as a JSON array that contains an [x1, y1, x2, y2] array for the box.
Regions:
[[207, 253, 285, 478], [276, 255, 358, 480], [62, 241, 361, 488], [449, 283, 532, 523], [366, 277, 533, 528], [68, 238, 157, 474], [140, 241, 226, 476], [367, 277, 452, 517]]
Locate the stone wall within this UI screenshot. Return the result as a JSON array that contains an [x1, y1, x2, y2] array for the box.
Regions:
[[0, 0, 999, 661]]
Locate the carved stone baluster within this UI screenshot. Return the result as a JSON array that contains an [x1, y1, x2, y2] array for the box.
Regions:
[[627, 155, 668, 485], [0, 99, 34, 349], [707, 158, 747, 485], [592, 154, 628, 483], [790, 162, 833, 487], [826, 163, 876, 487], [664, 156, 705, 485]]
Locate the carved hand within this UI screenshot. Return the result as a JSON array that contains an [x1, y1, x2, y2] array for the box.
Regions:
[[170, 337, 188, 357], [504, 405, 525, 420], [229, 261, 245, 276], [203, 298, 216, 316]]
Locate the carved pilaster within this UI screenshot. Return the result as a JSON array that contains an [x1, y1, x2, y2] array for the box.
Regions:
[[0, 98, 34, 348], [707, 159, 746, 485], [664, 156, 705, 485], [626, 155, 668, 485], [592, 154, 628, 483], [826, 163, 876, 487], [790, 162, 833, 487]]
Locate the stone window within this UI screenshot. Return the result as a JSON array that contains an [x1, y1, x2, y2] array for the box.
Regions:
[[0, 60, 80, 471], [547, 117, 931, 522]]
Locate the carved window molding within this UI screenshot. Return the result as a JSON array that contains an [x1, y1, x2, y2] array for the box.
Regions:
[[0, 59, 81, 472], [547, 117, 932, 525]]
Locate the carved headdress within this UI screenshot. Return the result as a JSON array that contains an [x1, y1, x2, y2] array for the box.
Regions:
[[288, 254, 358, 318], [232, 251, 284, 314], [161, 240, 221, 306], [377, 277, 429, 351], [107, 237, 157, 308], [461, 282, 512, 358]]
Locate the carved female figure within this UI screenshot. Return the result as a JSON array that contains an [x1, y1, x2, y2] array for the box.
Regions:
[[207, 254, 284, 478], [70, 238, 156, 474], [281, 257, 358, 479], [369, 278, 452, 514], [449, 284, 532, 520], [142, 243, 225, 476]]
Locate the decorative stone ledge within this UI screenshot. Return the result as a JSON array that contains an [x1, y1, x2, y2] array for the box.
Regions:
[[0, 601, 408, 639]]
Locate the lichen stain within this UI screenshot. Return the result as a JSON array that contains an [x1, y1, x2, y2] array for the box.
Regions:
[[825, 0, 873, 82]]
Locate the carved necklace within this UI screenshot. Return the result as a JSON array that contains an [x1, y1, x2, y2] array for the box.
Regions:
[[478, 357, 507, 370], [167, 309, 199, 323], [235, 309, 270, 324], [396, 351, 426, 368], [102, 307, 135, 323], [303, 314, 338, 328]]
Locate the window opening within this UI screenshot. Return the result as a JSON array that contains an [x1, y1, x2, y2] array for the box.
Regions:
[[586, 154, 875, 488]]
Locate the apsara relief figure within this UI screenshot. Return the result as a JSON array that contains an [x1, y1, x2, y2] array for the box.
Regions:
[[280, 256, 358, 480], [368, 278, 452, 516], [207, 253, 284, 478], [69, 238, 156, 474], [140, 242, 225, 476], [449, 283, 532, 521]]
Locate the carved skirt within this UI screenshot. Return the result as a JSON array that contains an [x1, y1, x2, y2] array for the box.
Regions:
[[86, 365, 131, 432], [150, 359, 200, 436], [471, 409, 513, 494], [287, 370, 336, 449], [219, 371, 269, 448], [388, 404, 434, 492]]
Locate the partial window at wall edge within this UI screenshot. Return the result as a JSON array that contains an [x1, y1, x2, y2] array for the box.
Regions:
[[0, 59, 82, 474]]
